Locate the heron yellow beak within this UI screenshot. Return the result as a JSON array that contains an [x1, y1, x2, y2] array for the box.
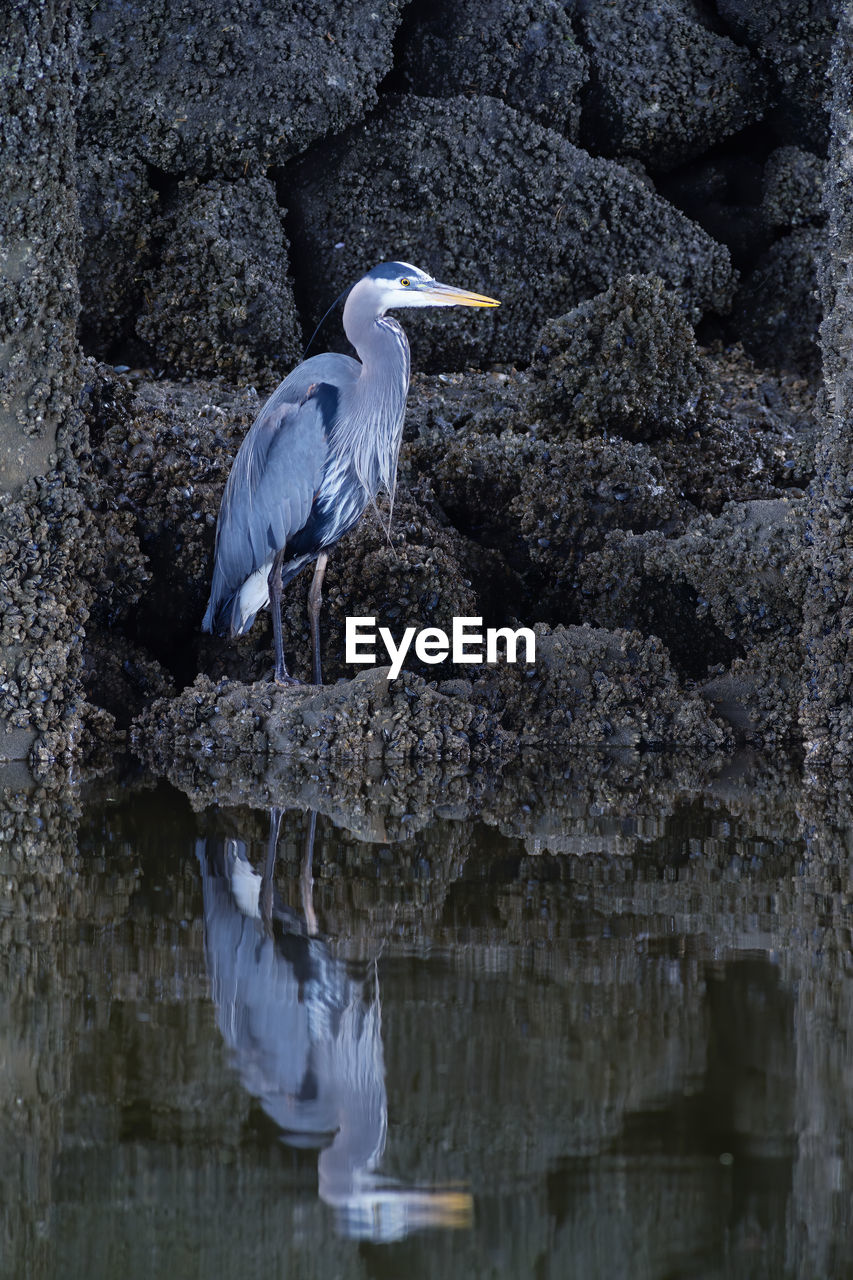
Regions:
[[423, 280, 500, 308]]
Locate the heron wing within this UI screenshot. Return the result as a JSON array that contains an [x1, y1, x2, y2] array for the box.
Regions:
[[263, 351, 360, 408], [202, 384, 337, 631]]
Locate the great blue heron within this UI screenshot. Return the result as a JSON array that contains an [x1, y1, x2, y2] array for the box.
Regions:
[[201, 261, 499, 684]]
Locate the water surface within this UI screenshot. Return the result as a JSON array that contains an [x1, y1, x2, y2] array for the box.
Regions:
[[2, 760, 851, 1278]]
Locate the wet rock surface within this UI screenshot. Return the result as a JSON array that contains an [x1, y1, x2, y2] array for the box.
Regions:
[[761, 145, 826, 232], [131, 622, 729, 786], [1, 3, 81, 487], [528, 275, 709, 442], [0, 5, 104, 768], [801, 10, 853, 778], [4, 0, 852, 791], [714, 0, 837, 149], [733, 227, 824, 371], [132, 666, 507, 775], [77, 149, 159, 365]]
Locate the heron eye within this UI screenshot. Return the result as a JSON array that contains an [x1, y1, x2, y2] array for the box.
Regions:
[[400, 277, 410, 287]]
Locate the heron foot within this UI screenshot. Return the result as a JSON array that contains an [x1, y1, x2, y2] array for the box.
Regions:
[[273, 671, 301, 687]]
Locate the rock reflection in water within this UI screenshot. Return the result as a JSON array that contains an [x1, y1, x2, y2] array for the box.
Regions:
[[196, 807, 472, 1241], [5, 755, 853, 1277]]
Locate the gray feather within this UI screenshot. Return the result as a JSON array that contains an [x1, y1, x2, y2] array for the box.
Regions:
[[203, 392, 328, 632], [203, 353, 363, 635]]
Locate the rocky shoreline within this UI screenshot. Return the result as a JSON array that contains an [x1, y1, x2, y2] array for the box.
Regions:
[[3, 0, 850, 795]]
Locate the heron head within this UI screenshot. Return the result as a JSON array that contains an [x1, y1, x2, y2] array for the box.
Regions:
[[362, 261, 500, 312]]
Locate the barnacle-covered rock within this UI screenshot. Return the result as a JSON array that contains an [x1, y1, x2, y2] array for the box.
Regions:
[[580, 498, 807, 685], [528, 275, 710, 442], [715, 0, 837, 149], [136, 177, 302, 379], [77, 148, 158, 360], [733, 228, 824, 371], [510, 435, 687, 614], [287, 94, 735, 370], [471, 623, 732, 750], [78, 0, 405, 175], [395, 0, 587, 137], [130, 623, 730, 776], [131, 667, 508, 774], [762, 146, 826, 233], [577, 0, 768, 170]]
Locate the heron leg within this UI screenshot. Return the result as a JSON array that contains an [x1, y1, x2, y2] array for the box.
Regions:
[[260, 805, 283, 937], [307, 551, 329, 686], [268, 550, 297, 685], [300, 809, 319, 936]]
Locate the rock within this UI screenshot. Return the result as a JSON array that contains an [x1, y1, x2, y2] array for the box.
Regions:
[[1, 1, 81, 487], [470, 623, 732, 750], [581, 498, 808, 681], [77, 149, 158, 361], [762, 146, 826, 232], [82, 632, 175, 729], [129, 624, 730, 776], [78, 0, 405, 176], [652, 343, 817, 509], [699, 635, 804, 746], [405, 347, 812, 630], [131, 668, 508, 773], [82, 368, 266, 702], [136, 177, 302, 379], [0, 3, 102, 765], [732, 227, 824, 371], [86, 368, 512, 689], [577, 0, 768, 170], [395, 0, 587, 138], [405, 423, 544, 568], [510, 435, 687, 614], [656, 154, 769, 268], [528, 275, 709, 442], [714, 0, 837, 149], [802, 10, 853, 778], [286, 95, 735, 370]]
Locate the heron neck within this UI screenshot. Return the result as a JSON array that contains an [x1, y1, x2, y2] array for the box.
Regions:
[[355, 317, 409, 381], [344, 288, 408, 374], [343, 292, 411, 413], [340, 292, 410, 502], [351, 316, 410, 483]]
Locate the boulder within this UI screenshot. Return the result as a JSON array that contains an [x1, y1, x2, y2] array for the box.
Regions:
[[286, 95, 735, 370], [396, 0, 587, 138], [762, 146, 826, 232], [78, 0, 405, 175], [136, 177, 302, 379], [714, 0, 837, 149], [733, 227, 824, 371], [77, 149, 158, 360], [528, 275, 709, 442], [577, 0, 767, 170]]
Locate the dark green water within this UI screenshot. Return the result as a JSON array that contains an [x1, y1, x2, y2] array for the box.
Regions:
[[2, 759, 852, 1278]]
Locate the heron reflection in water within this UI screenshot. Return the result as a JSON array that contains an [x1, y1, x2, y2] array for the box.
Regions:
[[202, 262, 499, 684], [196, 808, 472, 1240]]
